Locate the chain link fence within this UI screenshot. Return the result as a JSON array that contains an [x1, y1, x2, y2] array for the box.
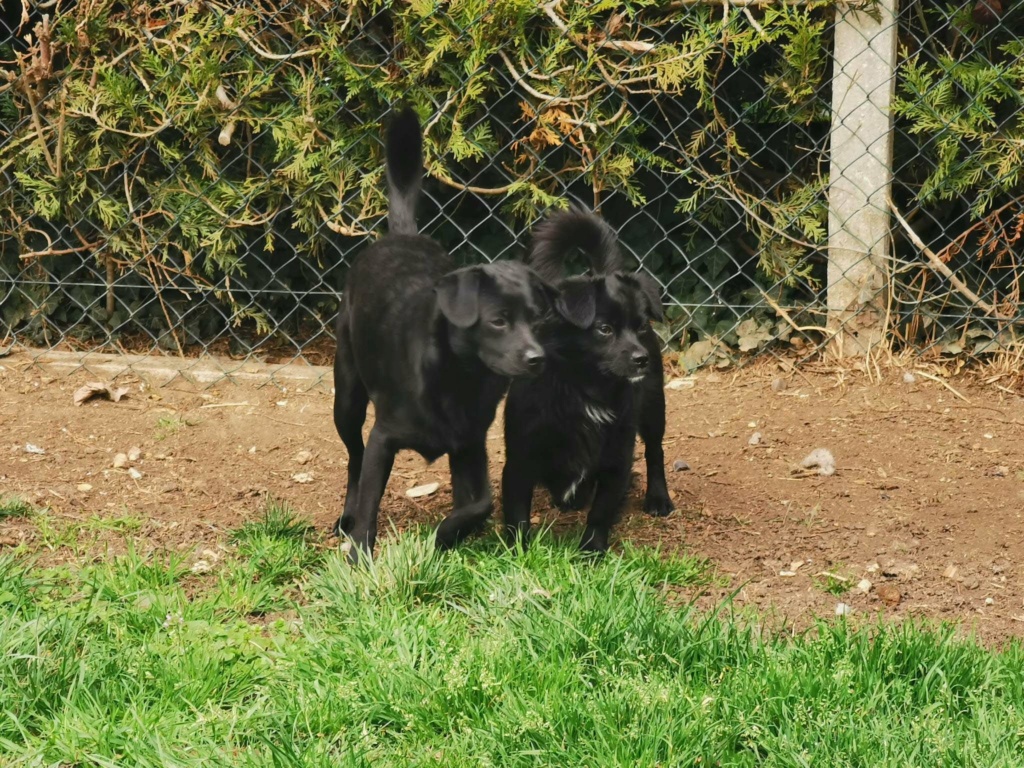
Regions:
[[1, 0, 1022, 387]]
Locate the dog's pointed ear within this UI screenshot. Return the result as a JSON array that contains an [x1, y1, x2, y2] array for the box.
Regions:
[[634, 272, 664, 322], [554, 279, 597, 329], [436, 268, 481, 328]]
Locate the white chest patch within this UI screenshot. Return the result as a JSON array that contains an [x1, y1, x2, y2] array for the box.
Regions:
[[584, 403, 616, 425]]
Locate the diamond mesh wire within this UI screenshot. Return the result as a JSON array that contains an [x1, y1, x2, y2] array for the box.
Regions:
[[1, 0, 1021, 386]]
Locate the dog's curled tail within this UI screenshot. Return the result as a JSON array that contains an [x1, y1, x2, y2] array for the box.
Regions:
[[528, 206, 624, 281], [385, 106, 424, 236]]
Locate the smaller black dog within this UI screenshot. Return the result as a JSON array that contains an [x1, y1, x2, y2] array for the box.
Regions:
[[502, 207, 673, 554], [332, 107, 553, 562]]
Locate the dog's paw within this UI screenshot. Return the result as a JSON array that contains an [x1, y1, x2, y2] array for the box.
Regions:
[[643, 492, 674, 518], [578, 529, 609, 557]]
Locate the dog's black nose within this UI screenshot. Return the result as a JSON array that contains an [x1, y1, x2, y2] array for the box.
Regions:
[[524, 349, 545, 372], [631, 351, 649, 370]]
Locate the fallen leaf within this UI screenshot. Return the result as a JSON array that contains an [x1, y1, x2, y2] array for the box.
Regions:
[[407, 482, 440, 499], [73, 382, 129, 407]]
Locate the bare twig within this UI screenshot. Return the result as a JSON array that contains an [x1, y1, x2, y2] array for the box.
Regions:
[[913, 369, 971, 403], [889, 198, 1012, 320]]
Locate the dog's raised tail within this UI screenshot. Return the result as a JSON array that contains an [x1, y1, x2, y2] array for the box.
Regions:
[[385, 106, 424, 236], [528, 206, 624, 281]]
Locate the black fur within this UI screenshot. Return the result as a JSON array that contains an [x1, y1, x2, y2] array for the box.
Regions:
[[502, 208, 673, 555], [332, 107, 552, 562]]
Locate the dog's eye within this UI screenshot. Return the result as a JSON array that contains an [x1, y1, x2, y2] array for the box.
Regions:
[[490, 317, 509, 329], [596, 324, 613, 337]]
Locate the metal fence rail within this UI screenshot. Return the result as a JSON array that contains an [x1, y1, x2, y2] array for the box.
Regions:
[[1, 0, 1022, 385]]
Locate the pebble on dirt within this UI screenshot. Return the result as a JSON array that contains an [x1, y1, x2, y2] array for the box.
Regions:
[[672, 460, 691, 472], [835, 602, 852, 616], [748, 432, 762, 446], [876, 584, 902, 607], [291, 472, 314, 484], [800, 448, 836, 476], [902, 372, 916, 384], [294, 450, 313, 465], [127, 446, 142, 462], [113, 453, 129, 469], [128, 468, 143, 480], [857, 578, 873, 594], [771, 377, 788, 392]]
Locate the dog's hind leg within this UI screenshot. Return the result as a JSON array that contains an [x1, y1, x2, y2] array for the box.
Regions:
[[436, 442, 493, 550], [501, 452, 538, 552], [332, 319, 370, 537], [637, 379, 673, 517], [342, 426, 395, 564]]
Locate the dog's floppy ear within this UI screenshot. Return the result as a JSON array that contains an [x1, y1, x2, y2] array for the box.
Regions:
[[554, 279, 597, 329], [634, 272, 664, 322], [436, 268, 481, 328]]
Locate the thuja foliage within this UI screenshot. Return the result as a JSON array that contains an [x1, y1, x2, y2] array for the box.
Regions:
[[0, 0, 1020, 357]]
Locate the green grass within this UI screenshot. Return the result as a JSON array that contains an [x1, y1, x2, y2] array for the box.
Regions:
[[1, 508, 1023, 767], [0, 495, 37, 520]]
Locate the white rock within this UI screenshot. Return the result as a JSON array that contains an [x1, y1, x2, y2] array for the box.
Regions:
[[77, 483, 92, 492], [902, 372, 916, 384], [985, 597, 994, 606], [190, 560, 212, 574], [25, 443, 45, 455], [748, 432, 762, 446], [857, 578, 873, 593], [294, 450, 313, 465], [127, 446, 142, 462], [835, 602, 852, 616], [128, 468, 143, 480], [113, 453, 129, 469], [292, 472, 314, 484]]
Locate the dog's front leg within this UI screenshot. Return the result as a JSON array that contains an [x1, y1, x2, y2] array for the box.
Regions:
[[501, 457, 537, 552], [343, 426, 395, 565], [436, 442, 493, 550], [580, 452, 632, 555], [637, 383, 673, 517]]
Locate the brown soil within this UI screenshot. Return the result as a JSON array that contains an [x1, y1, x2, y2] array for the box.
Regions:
[[2, 353, 1023, 644]]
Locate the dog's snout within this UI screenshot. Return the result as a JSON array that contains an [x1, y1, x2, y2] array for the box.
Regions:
[[524, 347, 545, 372], [631, 350, 649, 370]]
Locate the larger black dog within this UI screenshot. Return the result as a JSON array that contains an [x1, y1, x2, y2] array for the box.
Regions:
[[333, 108, 552, 562], [502, 208, 673, 554]]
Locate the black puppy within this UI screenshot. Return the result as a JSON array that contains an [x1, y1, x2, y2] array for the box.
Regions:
[[333, 107, 551, 562], [501, 207, 673, 554]]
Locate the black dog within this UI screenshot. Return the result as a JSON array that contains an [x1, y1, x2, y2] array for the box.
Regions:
[[501, 207, 673, 554], [332, 107, 552, 562]]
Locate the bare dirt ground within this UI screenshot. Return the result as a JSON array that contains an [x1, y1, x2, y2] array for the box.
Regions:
[[2, 350, 1023, 643]]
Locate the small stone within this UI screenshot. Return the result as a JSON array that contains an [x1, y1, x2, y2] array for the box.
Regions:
[[248, 446, 256, 454], [748, 432, 762, 446], [771, 377, 788, 392], [665, 377, 696, 390], [24, 443, 45, 455], [962, 575, 980, 590], [902, 372, 916, 384], [77, 483, 93, 492], [294, 450, 313, 465], [276, 400, 288, 407], [990, 465, 1009, 477], [190, 560, 212, 574], [672, 460, 691, 472], [292, 472, 314, 484], [112, 452, 129, 469], [876, 584, 902, 607], [128, 468, 143, 480], [985, 597, 994, 606], [943, 564, 960, 581], [857, 578, 873, 594], [835, 602, 852, 616], [865, 562, 879, 573], [779, 570, 797, 577], [127, 446, 142, 462]]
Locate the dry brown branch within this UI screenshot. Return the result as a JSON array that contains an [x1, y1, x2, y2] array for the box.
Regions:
[[889, 198, 1013, 321]]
